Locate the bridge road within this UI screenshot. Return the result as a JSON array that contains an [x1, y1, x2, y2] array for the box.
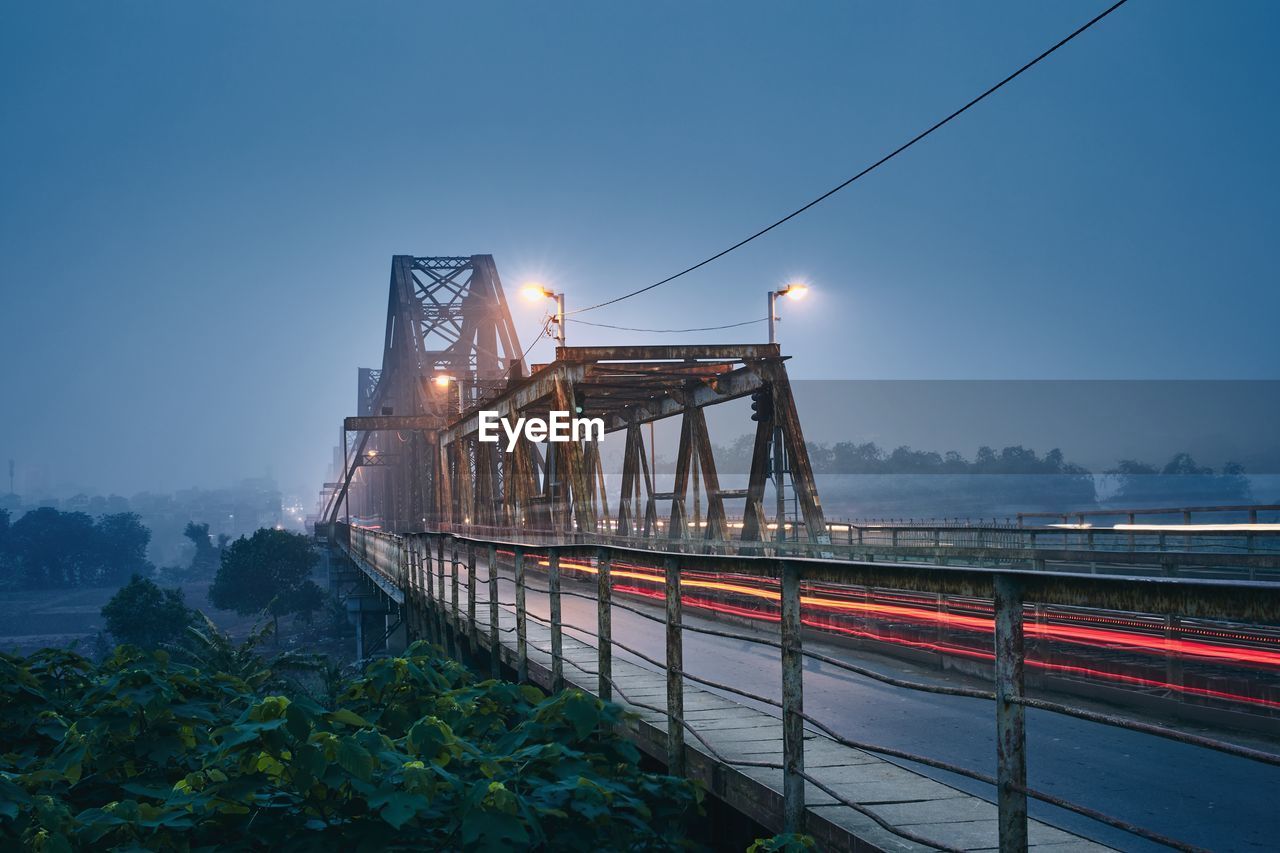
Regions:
[[459, 553, 1280, 852]]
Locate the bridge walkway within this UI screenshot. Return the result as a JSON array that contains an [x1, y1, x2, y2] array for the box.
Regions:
[[448, 554, 1111, 852]]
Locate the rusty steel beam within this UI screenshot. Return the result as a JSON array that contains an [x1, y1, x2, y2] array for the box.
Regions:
[[344, 414, 447, 432], [555, 343, 781, 362]]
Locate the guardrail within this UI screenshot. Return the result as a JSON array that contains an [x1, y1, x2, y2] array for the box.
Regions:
[[1016, 504, 1280, 527], [418, 520, 1280, 582], [333, 521, 1280, 852]]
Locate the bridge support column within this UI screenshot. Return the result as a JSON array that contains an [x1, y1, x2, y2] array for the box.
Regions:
[[993, 575, 1028, 852], [385, 611, 408, 655]]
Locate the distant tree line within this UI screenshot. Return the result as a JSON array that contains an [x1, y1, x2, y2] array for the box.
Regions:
[[699, 437, 1093, 477], [1105, 452, 1252, 506], [687, 439, 1255, 515], [0, 507, 152, 590]]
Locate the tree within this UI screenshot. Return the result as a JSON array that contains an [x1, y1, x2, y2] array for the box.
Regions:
[[93, 512, 153, 585], [183, 521, 221, 577], [101, 574, 192, 648], [8, 508, 98, 588], [210, 528, 323, 635], [1107, 454, 1252, 506], [0, 508, 10, 590]]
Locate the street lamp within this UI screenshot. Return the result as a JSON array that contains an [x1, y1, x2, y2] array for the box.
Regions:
[[766, 282, 808, 543], [432, 373, 461, 414], [768, 282, 808, 345], [522, 283, 566, 348]]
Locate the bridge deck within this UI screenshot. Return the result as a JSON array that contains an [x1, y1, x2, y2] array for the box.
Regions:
[[447, 558, 1111, 852]]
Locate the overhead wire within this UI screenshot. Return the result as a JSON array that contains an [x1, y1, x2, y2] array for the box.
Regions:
[[565, 0, 1131, 317], [566, 317, 767, 334]]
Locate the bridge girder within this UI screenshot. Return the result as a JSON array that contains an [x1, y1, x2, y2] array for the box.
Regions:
[[325, 259, 829, 548]]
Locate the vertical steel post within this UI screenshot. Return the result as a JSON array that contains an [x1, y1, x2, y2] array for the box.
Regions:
[[993, 575, 1028, 852], [780, 560, 805, 833], [664, 555, 685, 776], [423, 537, 436, 644], [436, 536, 447, 650], [597, 549, 613, 701], [515, 546, 528, 682], [450, 541, 461, 648], [549, 550, 564, 692], [415, 537, 426, 641], [467, 544, 478, 655], [488, 544, 500, 679]]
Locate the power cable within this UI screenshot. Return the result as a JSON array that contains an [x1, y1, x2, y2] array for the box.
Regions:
[[567, 317, 767, 334], [566, 0, 1130, 316]]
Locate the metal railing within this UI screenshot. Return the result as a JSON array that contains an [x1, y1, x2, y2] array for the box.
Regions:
[[423, 519, 1280, 583], [1016, 504, 1280, 527], [333, 521, 1280, 852]]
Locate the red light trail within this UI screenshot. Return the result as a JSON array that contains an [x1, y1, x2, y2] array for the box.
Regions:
[[513, 552, 1280, 711]]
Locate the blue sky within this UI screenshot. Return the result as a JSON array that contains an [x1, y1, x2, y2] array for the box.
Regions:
[[1, 1, 1277, 500]]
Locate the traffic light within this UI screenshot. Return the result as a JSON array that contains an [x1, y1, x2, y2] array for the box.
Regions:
[[750, 389, 773, 422]]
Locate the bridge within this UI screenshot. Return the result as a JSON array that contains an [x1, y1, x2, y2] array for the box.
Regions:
[[316, 254, 1280, 851]]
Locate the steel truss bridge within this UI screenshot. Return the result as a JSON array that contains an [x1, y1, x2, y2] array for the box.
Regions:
[[318, 254, 1280, 852]]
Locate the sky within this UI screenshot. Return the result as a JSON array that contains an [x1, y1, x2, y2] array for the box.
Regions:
[[1, 1, 1277, 503]]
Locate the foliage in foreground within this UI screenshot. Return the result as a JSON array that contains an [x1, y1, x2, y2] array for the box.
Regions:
[[0, 641, 700, 851]]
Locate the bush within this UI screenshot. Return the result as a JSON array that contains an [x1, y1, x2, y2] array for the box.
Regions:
[[210, 528, 324, 634], [0, 641, 700, 851], [100, 574, 192, 649]]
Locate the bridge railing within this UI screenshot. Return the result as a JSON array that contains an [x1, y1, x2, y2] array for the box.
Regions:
[[427, 519, 1280, 580], [343, 524, 409, 599], [1016, 503, 1280, 527], [334, 521, 1280, 852]]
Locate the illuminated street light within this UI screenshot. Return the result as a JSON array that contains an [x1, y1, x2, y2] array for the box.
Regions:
[[768, 282, 809, 345], [765, 281, 810, 545], [433, 374, 453, 388], [522, 281, 566, 348]]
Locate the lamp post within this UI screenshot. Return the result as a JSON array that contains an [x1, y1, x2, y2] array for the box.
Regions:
[[766, 283, 808, 541], [522, 283, 566, 348], [767, 282, 808, 345], [433, 373, 459, 414]]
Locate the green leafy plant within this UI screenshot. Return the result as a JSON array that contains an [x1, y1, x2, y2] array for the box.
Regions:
[[748, 833, 816, 852], [0, 641, 701, 851]]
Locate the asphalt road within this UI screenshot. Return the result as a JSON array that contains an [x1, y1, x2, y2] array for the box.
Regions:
[[464, 559, 1280, 852]]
